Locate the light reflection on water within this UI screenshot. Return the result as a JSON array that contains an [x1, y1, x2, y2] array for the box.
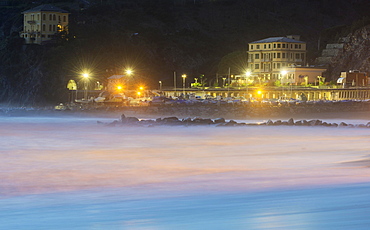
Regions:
[[0, 116, 370, 229]]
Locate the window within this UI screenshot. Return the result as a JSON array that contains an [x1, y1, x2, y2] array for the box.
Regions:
[[251, 45, 253, 50], [256, 45, 260, 49], [255, 64, 259, 69], [53, 14, 56, 21], [291, 44, 293, 49], [59, 16, 61, 22], [49, 25, 52, 31], [53, 25, 56, 31], [268, 44, 271, 49], [296, 53, 300, 59], [43, 14, 46, 20], [291, 53, 293, 59], [277, 44, 281, 48], [277, 63, 280, 69], [282, 53, 286, 58], [63, 16, 66, 22], [295, 44, 298, 49], [273, 53, 276, 58], [37, 14, 39, 20], [282, 44, 286, 48], [301, 53, 305, 60], [299, 44, 302, 49], [264, 44, 266, 49], [42, 24, 45, 31], [277, 53, 281, 58], [255, 54, 259, 59], [273, 44, 276, 48], [49, 14, 52, 20]]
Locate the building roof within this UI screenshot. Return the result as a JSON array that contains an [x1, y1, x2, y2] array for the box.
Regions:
[[108, 75, 126, 79], [22, 4, 69, 14], [250, 37, 305, 44]]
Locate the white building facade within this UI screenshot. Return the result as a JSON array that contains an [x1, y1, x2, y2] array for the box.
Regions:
[[247, 35, 307, 84]]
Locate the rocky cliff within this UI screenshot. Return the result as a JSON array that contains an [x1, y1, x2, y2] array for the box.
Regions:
[[326, 24, 370, 80]]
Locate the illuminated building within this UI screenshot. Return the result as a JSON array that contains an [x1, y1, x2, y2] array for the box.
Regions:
[[20, 4, 69, 44], [247, 35, 307, 83]]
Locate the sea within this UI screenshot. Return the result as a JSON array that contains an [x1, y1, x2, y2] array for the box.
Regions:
[[0, 115, 370, 229]]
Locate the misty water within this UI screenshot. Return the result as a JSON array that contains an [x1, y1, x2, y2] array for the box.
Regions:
[[1, 115, 370, 229]]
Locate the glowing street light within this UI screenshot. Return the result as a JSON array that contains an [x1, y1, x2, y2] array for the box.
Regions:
[[125, 69, 133, 75], [245, 71, 251, 100], [281, 70, 288, 97], [82, 73, 89, 100], [159, 81, 162, 90], [182, 74, 186, 96]]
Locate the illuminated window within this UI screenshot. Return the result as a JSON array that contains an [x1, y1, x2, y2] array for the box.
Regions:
[[255, 64, 259, 69]]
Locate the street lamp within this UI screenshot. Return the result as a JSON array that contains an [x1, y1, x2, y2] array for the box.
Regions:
[[245, 71, 251, 100], [159, 81, 162, 90], [182, 74, 186, 96], [82, 73, 89, 100], [280, 70, 287, 98]]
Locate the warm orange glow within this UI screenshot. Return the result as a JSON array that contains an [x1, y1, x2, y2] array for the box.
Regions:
[[117, 85, 122, 90], [257, 90, 262, 95], [82, 73, 89, 78], [137, 92, 141, 96], [139, 86, 144, 91]]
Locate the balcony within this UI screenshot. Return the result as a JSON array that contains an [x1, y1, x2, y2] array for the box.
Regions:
[[261, 58, 271, 62]]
